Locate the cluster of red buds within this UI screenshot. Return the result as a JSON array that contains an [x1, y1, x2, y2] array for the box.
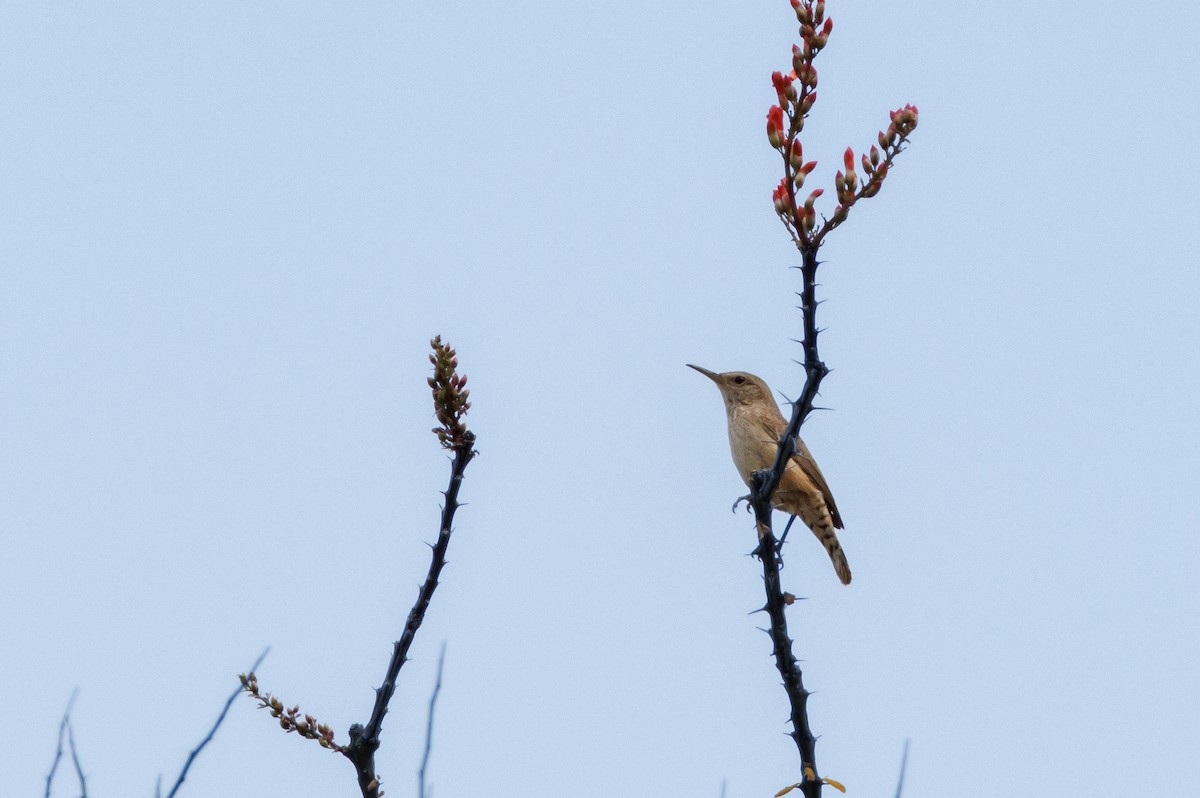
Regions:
[[428, 335, 473, 451], [765, 0, 917, 246], [239, 672, 342, 752]]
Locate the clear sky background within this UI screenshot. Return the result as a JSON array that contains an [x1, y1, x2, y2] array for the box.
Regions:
[[3, 2, 1198, 797]]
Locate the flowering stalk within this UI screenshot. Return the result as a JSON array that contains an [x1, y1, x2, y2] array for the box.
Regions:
[[752, 3, 920, 797], [238, 337, 477, 798], [765, 0, 918, 250]]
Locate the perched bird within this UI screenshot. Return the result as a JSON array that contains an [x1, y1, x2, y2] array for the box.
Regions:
[[688, 364, 851, 585]]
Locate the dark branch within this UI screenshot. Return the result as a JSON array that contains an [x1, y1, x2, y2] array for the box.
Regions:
[[163, 648, 269, 798], [893, 740, 910, 798], [748, 244, 827, 798], [759, 2, 917, 792], [66, 719, 87, 798], [44, 689, 78, 798], [418, 642, 447, 798], [341, 337, 476, 798]]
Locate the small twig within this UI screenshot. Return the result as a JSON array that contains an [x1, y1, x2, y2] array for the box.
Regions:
[[418, 643, 447, 798], [44, 689, 79, 798], [163, 648, 269, 798], [893, 740, 910, 798], [66, 719, 87, 798]]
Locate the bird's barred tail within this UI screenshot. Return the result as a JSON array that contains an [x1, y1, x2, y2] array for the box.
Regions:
[[830, 544, 852, 586], [815, 523, 852, 585], [777, 490, 853, 585]]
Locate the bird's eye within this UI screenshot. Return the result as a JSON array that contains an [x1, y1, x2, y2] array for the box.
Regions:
[[733, 376, 746, 385]]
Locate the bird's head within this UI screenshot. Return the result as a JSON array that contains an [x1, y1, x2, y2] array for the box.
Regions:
[[687, 364, 775, 411]]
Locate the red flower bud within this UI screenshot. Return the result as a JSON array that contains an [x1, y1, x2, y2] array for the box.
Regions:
[[788, 139, 804, 169], [843, 147, 854, 172], [800, 160, 817, 175], [771, 70, 797, 104], [766, 105, 785, 148]]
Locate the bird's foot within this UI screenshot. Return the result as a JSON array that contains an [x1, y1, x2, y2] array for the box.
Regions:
[[731, 494, 753, 514]]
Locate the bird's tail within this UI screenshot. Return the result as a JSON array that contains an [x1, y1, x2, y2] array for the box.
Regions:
[[791, 501, 852, 585], [830, 544, 852, 586]]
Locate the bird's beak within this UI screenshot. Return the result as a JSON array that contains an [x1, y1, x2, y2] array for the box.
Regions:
[[686, 364, 720, 383]]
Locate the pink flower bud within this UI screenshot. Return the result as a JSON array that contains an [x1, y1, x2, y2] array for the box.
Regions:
[[870, 145, 881, 165]]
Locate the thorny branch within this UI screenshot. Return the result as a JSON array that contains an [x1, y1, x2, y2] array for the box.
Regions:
[[240, 339, 474, 797], [755, 2, 918, 796], [240, 337, 475, 798], [340, 337, 475, 798]]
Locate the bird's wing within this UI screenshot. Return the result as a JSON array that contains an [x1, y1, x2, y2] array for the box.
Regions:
[[791, 437, 844, 529]]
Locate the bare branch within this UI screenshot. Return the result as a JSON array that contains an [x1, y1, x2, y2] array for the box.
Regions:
[[66, 718, 87, 798], [163, 648, 269, 798], [894, 740, 910, 798], [418, 642, 447, 798], [44, 689, 78, 798]]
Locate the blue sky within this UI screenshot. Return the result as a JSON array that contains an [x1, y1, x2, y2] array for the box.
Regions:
[[3, 2, 1198, 797]]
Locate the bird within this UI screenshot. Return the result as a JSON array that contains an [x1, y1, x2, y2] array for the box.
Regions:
[[688, 364, 851, 585]]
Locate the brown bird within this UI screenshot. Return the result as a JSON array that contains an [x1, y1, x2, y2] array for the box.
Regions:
[[688, 365, 851, 585]]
